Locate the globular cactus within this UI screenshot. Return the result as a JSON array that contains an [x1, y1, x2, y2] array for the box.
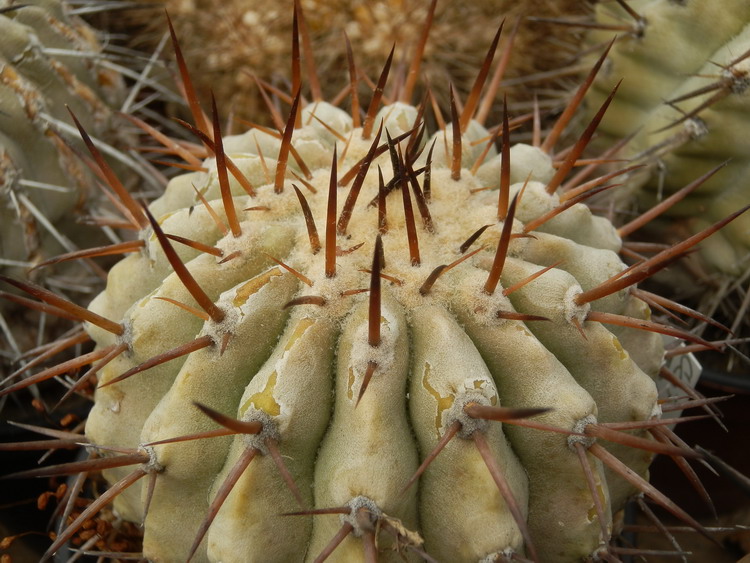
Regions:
[[84, 102, 667, 562], [2, 6, 745, 563], [584, 0, 750, 278]]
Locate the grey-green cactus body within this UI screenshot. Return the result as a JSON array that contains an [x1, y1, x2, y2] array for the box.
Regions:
[[0, 0, 132, 274], [84, 101, 664, 562], [587, 0, 750, 275]]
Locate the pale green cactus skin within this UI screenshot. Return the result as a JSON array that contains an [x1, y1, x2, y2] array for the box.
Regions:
[[0, 0, 125, 272], [587, 0, 750, 275], [84, 100, 664, 562]]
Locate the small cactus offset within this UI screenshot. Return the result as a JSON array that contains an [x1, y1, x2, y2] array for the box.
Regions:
[[1, 4, 747, 562], [584, 0, 750, 277]]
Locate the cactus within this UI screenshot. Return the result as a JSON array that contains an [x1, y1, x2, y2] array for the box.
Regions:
[[584, 0, 750, 278], [0, 0, 125, 274], [0, 0, 175, 362], [116, 0, 589, 123], [2, 5, 747, 563]]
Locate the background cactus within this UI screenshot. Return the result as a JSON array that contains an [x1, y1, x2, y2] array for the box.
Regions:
[[111, 0, 590, 123], [1, 0, 125, 274], [0, 0, 177, 367], [585, 0, 750, 277], [2, 3, 749, 562], [579, 0, 750, 368]]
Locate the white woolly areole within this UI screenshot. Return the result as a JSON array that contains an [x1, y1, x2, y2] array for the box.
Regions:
[[341, 496, 382, 537], [563, 284, 590, 324], [240, 408, 279, 455], [464, 274, 518, 327], [117, 320, 134, 354], [480, 548, 516, 563], [447, 391, 492, 439], [202, 299, 240, 345], [140, 224, 160, 264], [568, 414, 598, 451], [725, 61, 750, 94], [213, 222, 261, 258], [349, 307, 400, 379], [683, 117, 709, 141], [139, 445, 165, 474]]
